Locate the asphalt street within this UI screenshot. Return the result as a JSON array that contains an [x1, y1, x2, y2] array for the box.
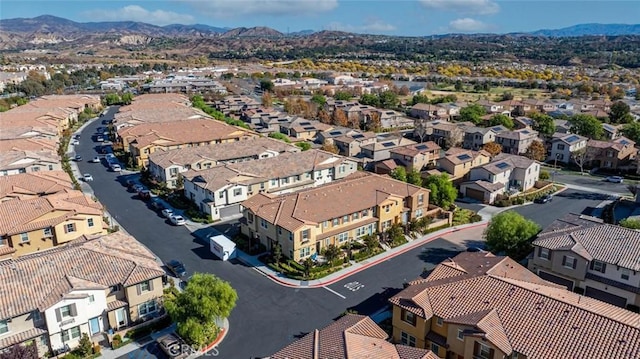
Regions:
[[551, 170, 632, 196], [75, 109, 609, 358]]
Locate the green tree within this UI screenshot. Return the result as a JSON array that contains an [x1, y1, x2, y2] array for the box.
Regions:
[[621, 122, 640, 144], [302, 257, 313, 278], [609, 101, 633, 124], [103, 93, 121, 105], [359, 93, 380, 107], [500, 92, 514, 101], [334, 91, 353, 101], [259, 79, 274, 92], [489, 114, 514, 129], [568, 114, 604, 139], [454, 80, 464, 91], [390, 167, 407, 182], [269, 132, 291, 143], [175, 174, 184, 190], [77, 333, 93, 357], [310, 94, 326, 106], [363, 234, 380, 253], [379, 91, 399, 109], [407, 169, 423, 186], [295, 142, 312, 151], [530, 112, 556, 137], [484, 211, 540, 259], [165, 273, 238, 347], [121, 92, 134, 105], [619, 218, 640, 229], [411, 94, 430, 105], [323, 244, 341, 263], [459, 104, 486, 125], [272, 243, 282, 264], [424, 174, 457, 209]]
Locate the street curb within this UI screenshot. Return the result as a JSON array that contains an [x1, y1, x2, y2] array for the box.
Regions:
[[239, 222, 488, 289]]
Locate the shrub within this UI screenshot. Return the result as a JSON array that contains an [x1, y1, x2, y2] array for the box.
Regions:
[[92, 345, 101, 355], [111, 334, 122, 349], [539, 170, 550, 180]]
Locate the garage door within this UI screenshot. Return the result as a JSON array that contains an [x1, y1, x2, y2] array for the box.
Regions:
[[465, 187, 485, 201], [538, 271, 574, 290], [585, 287, 627, 308]]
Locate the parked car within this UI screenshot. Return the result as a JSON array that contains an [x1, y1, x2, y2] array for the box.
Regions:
[[96, 135, 104, 142], [132, 184, 144, 193], [71, 139, 80, 146], [91, 156, 101, 163], [161, 208, 174, 218], [110, 164, 122, 172], [74, 155, 82, 161], [105, 153, 116, 161], [150, 198, 166, 211], [605, 176, 624, 183], [138, 190, 152, 201], [169, 215, 186, 226], [156, 334, 192, 359], [82, 174, 93, 181], [165, 259, 187, 277], [534, 194, 553, 204]]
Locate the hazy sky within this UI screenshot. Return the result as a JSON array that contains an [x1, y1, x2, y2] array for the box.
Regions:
[[2, 1, 639, 36]]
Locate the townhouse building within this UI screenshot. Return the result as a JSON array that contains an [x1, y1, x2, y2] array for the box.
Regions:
[[387, 142, 441, 172], [214, 95, 260, 117], [333, 131, 377, 157], [184, 150, 357, 221], [0, 150, 62, 176], [359, 136, 417, 162], [462, 126, 507, 151], [0, 232, 165, 357], [547, 133, 588, 163], [460, 153, 540, 203], [586, 136, 636, 170], [240, 172, 436, 262], [265, 314, 438, 359], [0, 171, 72, 202], [437, 148, 491, 181], [389, 251, 640, 359], [529, 213, 640, 309], [495, 128, 539, 155], [149, 137, 300, 188], [279, 118, 333, 141], [409, 103, 448, 120]]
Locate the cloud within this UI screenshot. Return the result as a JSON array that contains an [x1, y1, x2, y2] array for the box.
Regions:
[[181, 0, 338, 17], [325, 18, 396, 34], [419, 0, 500, 15], [448, 18, 490, 32], [83, 5, 194, 25]]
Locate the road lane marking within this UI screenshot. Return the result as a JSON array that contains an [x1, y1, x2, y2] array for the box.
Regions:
[[344, 281, 364, 291], [323, 286, 346, 299]]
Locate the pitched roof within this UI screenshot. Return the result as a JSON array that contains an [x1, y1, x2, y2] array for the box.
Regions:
[[0, 231, 164, 319], [390, 141, 441, 157], [242, 171, 426, 232], [479, 153, 536, 174], [441, 148, 489, 165], [0, 171, 73, 201], [0, 138, 58, 152], [390, 252, 640, 359], [267, 314, 437, 359], [495, 128, 539, 140]]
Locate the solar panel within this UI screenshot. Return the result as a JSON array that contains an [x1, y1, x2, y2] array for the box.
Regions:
[[457, 154, 471, 161], [352, 134, 365, 139], [330, 131, 342, 136], [492, 126, 503, 131], [495, 162, 510, 169], [382, 142, 395, 148], [303, 126, 315, 131], [416, 144, 429, 150], [521, 130, 530, 134], [299, 121, 311, 126], [620, 139, 630, 145]]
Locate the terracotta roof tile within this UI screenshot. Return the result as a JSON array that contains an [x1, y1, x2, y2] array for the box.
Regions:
[[0, 327, 47, 350], [0, 171, 72, 201]]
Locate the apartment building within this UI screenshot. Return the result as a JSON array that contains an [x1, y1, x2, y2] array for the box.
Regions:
[[0, 232, 165, 357], [547, 133, 588, 163], [389, 251, 640, 359], [495, 128, 539, 155], [148, 137, 300, 188], [0, 191, 106, 259], [265, 314, 438, 359], [184, 150, 357, 220], [240, 172, 435, 262], [0, 171, 72, 202], [529, 213, 640, 309]]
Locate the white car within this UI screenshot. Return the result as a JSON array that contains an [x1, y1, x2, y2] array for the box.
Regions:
[[96, 136, 104, 142], [169, 215, 186, 226], [605, 176, 624, 183], [71, 139, 79, 146], [161, 208, 174, 218], [82, 174, 93, 181], [110, 164, 122, 172], [105, 153, 116, 161], [91, 156, 101, 163]]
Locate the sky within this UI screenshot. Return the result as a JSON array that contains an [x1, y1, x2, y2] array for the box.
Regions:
[[1, 0, 639, 36]]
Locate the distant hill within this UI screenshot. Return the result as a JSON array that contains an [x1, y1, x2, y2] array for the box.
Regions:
[[530, 23, 640, 37], [219, 26, 283, 38]]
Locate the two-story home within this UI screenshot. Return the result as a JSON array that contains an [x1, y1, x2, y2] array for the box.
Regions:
[[547, 133, 588, 163], [427, 121, 475, 147], [460, 153, 539, 203], [214, 95, 261, 117], [0, 232, 165, 357], [495, 128, 539, 155], [0, 150, 62, 176], [279, 118, 333, 141], [359, 136, 418, 163], [240, 171, 438, 262], [602, 123, 621, 140], [586, 136, 636, 170], [385, 141, 441, 173], [148, 137, 300, 188], [184, 150, 357, 221], [264, 314, 438, 359], [437, 148, 491, 182], [333, 131, 377, 157], [0, 190, 106, 259], [529, 213, 640, 310], [389, 251, 640, 359], [462, 126, 507, 151], [410, 103, 447, 120]]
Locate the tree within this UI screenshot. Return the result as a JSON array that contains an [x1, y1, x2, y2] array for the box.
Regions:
[[500, 92, 514, 101], [77, 333, 93, 357], [407, 169, 423, 186], [379, 90, 399, 108], [569, 114, 603, 139], [310, 94, 326, 106], [482, 142, 503, 156], [622, 122, 640, 144], [323, 244, 341, 263], [524, 140, 546, 161], [175, 173, 184, 190], [364, 111, 382, 132], [363, 234, 380, 253], [334, 91, 352, 101], [609, 101, 633, 124], [272, 243, 282, 264], [454, 80, 464, 91], [398, 85, 410, 96], [489, 114, 514, 129], [571, 148, 590, 174], [0, 343, 38, 359], [484, 211, 540, 259], [295, 142, 312, 151], [360, 93, 380, 107], [411, 94, 430, 105], [530, 112, 556, 137], [444, 126, 464, 149], [459, 104, 486, 125], [269, 132, 291, 143], [620, 218, 640, 229], [303, 257, 313, 278], [261, 92, 273, 108], [320, 140, 339, 154], [165, 273, 238, 347], [332, 108, 348, 127], [259, 79, 274, 92], [424, 174, 457, 209], [390, 166, 407, 182]]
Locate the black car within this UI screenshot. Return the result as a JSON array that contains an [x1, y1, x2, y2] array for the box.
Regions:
[[534, 194, 553, 204], [149, 198, 166, 211], [166, 260, 186, 277]]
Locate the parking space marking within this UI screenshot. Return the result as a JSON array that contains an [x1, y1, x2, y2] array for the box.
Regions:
[[344, 281, 365, 292], [323, 286, 346, 299]]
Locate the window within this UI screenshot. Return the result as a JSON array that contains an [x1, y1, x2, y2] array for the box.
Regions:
[[299, 247, 310, 258], [281, 177, 290, 185], [301, 229, 310, 242], [0, 237, 5, 246], [323, 221, 329, 228], [431, 343, 439, 354], [333, 218, 339, 226], [557, 144, 565, 150], [384, 205, 391, 213], [539, 248, 550, 260], [474, 342, 492, 359], [621, 268, 630, 281], [218, 191, 224, 199], [457, 329, 464, 341], [260, 219, 268, 229], [88, 295, 95, 303], [415, 209, 423, 218], [271, 179, 277, 186], [338, 232, 349, 243], [342, 215, 349, 223], [402, 310, 416, 325], [353, 212, 359, 220], [418, 194, 424, 205], [278, 227, 282, 235], [436, 317, 443, 326], [59, 305, 72, 318], [20, 233, 29, 243], [87, 218, 94, 227], [61, 326, 80, 342], [139, 300, 157, 316], [0, 320, 7, 334], [64, 223, 76, 233], [562, 255, 576, 269], [33, 310, 41, 322], [361, 209, 368, 217], [233, 188, 242, 196], [140, 280, 151, 292], [32, 166, 40, 172], [400, 332, 416, 347], [590, 260, 606, 273], [247, 213, 254, 223]]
